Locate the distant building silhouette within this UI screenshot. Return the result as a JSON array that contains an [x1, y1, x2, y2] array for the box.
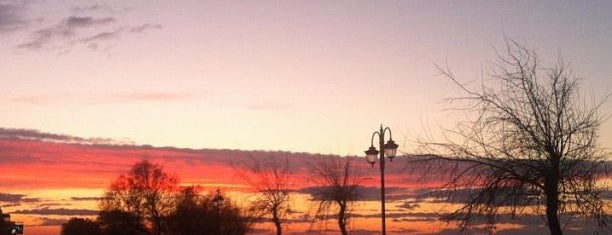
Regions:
[[0, 207, 23, 235]]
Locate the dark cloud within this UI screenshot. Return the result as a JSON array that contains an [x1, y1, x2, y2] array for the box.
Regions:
[[80, 29, 121, 43], [0, 193, 39, 204], [71, 4, 112, 14], [128, 23, 162, 33], [18, 4, 161, 52], [38, 217, 69, 226], [12, 207, 98, 216], [496, 223, 602, 235], [0, 193, 24, 203], [357, 186, 415, 201], [0, 128, 132, 145], [0, 203, 20, 208], [71, 4, 129, 15], [21, 198, 41, 203], [65, 16, 114, 28], [0, 1, 29, 33], [396, 200, 420, 210], [18, 15, 115, 50], [348, 230, 378, 235], [80, 24, 162, 50], [419, 187, 546, 207], [70, 197, 103, 201], [298, 186, 414, 202], [38, 203, 69, 207], [415, 227, 491, 235], [352, 212, 441, 220]]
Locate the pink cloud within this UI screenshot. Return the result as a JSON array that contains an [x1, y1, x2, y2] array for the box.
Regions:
[[119, 92, 189, 102], [9, 92, 190, 105]]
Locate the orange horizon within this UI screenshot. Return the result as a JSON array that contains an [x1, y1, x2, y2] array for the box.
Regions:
[[0, 136, 609, 235]]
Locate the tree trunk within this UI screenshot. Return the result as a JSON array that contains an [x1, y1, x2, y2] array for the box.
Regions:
[[544, 159, 563, 235], [338, 202, 348, 235], [151, 213, 161, 235], [272, 206, 282, 235]]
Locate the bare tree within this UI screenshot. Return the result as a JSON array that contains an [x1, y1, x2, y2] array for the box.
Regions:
[[418, 39, 610, 235], [307, 156, 362, 235], [100, 160, 179, 235], [235, 155, 294, 235]]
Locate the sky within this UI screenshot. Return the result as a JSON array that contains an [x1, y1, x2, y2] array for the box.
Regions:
[[2, 0, 612, 155], [1, 1, 612, 234]]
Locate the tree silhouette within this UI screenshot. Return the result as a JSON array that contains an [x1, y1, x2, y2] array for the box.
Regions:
[[235, 155, 294, 235], [307, 156, 362, 235], [61, 218, 102, 235], [166, 186, 255, 235], [99, 160, 179, 235], [96, 161, 255, 235], [418, 39, 610, 235], [97, 209, 148, 235]]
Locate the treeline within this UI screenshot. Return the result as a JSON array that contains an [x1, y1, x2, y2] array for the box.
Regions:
[[61, 156, 361, 235], [61, 160, 256, 235]]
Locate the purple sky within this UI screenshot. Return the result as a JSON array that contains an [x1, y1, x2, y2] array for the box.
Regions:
[[1, 0, 611, 155]]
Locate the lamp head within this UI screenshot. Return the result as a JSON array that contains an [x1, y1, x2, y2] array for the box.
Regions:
[[383, 139, 399, 161], [364, 146, 379, 167]]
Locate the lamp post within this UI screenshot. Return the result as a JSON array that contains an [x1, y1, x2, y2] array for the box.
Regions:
[[211, 188, 224, 233], [212, 188, 224, 209], [364, 125, 399, 235]]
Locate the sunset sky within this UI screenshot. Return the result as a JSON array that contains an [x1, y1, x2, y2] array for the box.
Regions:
[[1, 1, 612, 234], [2, 0, 612, 155]]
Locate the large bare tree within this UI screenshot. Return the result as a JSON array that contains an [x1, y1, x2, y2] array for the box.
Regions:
[[418, 39, 610, 235], [307, 156, 362, 235], [235, 155, 294, 235]]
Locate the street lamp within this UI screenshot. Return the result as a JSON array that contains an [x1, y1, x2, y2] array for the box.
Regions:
[[211, 188, 224, 233], [212, 188, 224, 208], [365, 125, 399, 235]]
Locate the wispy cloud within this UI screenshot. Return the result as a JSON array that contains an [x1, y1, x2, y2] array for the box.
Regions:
[[70, 196, 103, 201], [79, 23, 162, 43], [65, 16, 115, 28], [10, 91, 189, 105], [298, 186, 413, 202], [0, 1, 30, 33], [17, 4, 161, 52], [12, 207, 98, 216], [127, 23, 162, 34], [0, 193, 26, 203], [71, 4, 113, 14], [79, 28, 121, 43], [38, 217, 68, 226], [0, 128, 132, 145], [0, 193, 40, 204], [17, 15, 115, 50]]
